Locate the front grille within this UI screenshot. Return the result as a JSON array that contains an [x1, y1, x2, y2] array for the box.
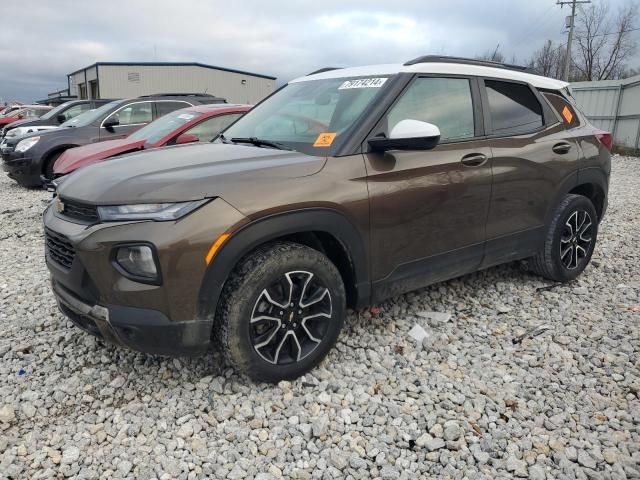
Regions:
[[45, 228, 76, 269], [61, 198, 99, 223]]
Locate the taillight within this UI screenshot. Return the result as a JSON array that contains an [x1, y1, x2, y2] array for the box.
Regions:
[[595, 130, 613, 151]]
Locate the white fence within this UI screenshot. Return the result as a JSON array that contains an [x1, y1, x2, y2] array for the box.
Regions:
[[572, 76, 640, 150]]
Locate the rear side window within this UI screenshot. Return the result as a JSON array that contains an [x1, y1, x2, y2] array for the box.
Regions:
[[485, 80, 543, 135], [156, 101, 191, 117], [386, 77, 475, 142], [542, 92, 580, 128]]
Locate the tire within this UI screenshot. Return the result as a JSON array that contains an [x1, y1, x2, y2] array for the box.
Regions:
[[214, 241, 346, 382], [530, 194, 598, 282], [43, 150, 64, 182]]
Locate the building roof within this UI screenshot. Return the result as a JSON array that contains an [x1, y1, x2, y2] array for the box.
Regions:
[[293, 62, 569, 90], [67, 62, 276, 81], [571, 74, 640, 90]]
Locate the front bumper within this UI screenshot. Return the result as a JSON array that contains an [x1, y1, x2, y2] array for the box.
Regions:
[[52, 280, 212, 356], [1, 148, 40, 186], [42, 198, 246, 357]]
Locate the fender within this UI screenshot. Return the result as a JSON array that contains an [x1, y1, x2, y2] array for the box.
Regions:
[[197, 208, 371, 318], [543, 170, 579, 226]]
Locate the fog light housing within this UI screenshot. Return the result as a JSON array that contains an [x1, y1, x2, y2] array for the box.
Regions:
[[114, 245, 160, 283]]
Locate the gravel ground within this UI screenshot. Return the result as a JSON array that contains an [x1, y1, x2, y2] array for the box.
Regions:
[[0, 156, 639, 480]]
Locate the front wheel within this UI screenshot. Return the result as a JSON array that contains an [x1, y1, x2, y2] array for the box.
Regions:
[[530, 194, 598, 282], [214, 242, 346, 382]]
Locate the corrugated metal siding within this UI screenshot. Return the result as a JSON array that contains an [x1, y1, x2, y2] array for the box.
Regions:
[[572, 79, 640, 149], [98, 65, 274, 104]]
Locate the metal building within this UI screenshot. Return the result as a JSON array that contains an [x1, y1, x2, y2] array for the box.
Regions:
[[66, 62, 277, 104], [571, 75, 640, 150]]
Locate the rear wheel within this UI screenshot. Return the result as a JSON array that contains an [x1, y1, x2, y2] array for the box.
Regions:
[[214, 242, 346, 382], [530, 194, 598, 282]]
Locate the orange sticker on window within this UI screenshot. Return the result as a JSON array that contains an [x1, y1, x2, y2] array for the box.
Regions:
[[313, 132, 337, 147], [562, 105, 574, 124]]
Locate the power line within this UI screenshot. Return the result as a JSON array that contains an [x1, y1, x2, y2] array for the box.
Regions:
[[573, 27, 640, 38]]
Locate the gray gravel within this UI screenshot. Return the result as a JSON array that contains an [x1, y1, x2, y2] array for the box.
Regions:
[[1, 156, 639, 479]]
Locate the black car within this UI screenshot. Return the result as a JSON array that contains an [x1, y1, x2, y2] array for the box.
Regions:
[[0, 99, 115, 141], [1, 94, 226, 187]]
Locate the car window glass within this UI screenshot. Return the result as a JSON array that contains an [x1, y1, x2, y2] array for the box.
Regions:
[[385, 77, 475, 142], [156, 101, 192, 117], [61, 103, 91, 122], [184, 113, 243, 142], [542, 92, 580, 128], [105, 102, 153, 126], [485, 80, 543, 135]]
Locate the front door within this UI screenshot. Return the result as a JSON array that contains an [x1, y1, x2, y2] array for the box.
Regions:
[[364, 76, 493, 300], [100, 101, 154, 140]]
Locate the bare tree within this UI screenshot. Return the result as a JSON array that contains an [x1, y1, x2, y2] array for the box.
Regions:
[[476, 44, 505, 63], [572, 1, 638, 81], [529, 40, 566, 79]]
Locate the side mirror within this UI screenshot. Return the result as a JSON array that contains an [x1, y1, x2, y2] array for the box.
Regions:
[[103, 117, 119, 130], [56, 114, 67, 124], [17, 114, 24, 119], [368, 119, 441, 152], [175, 133, 199, 145]]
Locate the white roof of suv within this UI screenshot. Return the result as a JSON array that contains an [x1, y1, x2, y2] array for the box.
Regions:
[[293, 62, 569, 91]]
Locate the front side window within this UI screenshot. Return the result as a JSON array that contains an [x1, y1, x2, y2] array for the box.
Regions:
[[384, 77, 475, 142], [223, 76, 391, 156], [183, 113, 243, 142], [105, 102, 153, 127], [485, 80, 543, 135]]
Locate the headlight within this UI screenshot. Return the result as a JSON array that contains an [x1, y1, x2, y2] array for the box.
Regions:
[[97, 199, 209, 221], [15, 136, 40, 153], [115, 245, 159, 281]]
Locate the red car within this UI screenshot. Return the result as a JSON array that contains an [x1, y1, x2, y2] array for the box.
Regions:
[[0, 105, 53, 126], [53, 104, 251, 176]]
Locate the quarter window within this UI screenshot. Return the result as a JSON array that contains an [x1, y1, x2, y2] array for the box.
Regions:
[[542, 92, 580, 128], [485, 80, 543, 135], [183, 113, 243, 142], [385, 77, 475, 142]]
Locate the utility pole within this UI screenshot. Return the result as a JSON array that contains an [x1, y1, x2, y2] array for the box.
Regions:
[[557, 0, 591, 82]]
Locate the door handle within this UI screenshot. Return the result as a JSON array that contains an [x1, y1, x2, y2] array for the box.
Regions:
[[461, 153, 488, 167], [552, 142, 572, 154]]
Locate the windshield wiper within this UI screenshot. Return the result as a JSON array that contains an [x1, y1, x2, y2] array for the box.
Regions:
[[230, 137, 292, 151], [218, 133, 232, 144]]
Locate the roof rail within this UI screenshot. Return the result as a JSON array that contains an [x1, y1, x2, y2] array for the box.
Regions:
[[306, 67, 343, 76], [137, 93, 220, 98], [403, 55, 532, 73]]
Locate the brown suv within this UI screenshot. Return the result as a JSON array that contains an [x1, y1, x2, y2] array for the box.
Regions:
[[43, 56, 611, 381]]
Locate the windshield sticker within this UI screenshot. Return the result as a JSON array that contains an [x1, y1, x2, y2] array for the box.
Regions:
[[561, 106, 574, 124], [177, 114, 196, 120], [338, 78, 388, 90], [313, 132, 337, 147]]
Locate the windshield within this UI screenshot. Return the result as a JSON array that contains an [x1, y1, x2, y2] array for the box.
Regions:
[[39, 103, 69, 121], [128, 109, 201, 144], [61, 100, 121, 127], [223, 76, 390, 155]]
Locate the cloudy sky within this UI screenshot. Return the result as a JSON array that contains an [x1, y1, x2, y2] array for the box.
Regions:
[[1, 0, 637, 102]]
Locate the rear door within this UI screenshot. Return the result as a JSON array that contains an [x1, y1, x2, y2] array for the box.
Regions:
[[480, 79, 581, 267], [99, 101, 154, 139], [364, 75, 493, 299]]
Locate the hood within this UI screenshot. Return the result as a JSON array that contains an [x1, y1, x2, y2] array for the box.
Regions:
[[6, 124, 59, 139], [54, 138, 146, 175], [2, 118, 41, 131], [57, 143, 326, 204], [5, 126, 82, 146]]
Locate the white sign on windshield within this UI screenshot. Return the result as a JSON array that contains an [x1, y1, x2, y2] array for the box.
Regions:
[[338, 78, 388, 90]]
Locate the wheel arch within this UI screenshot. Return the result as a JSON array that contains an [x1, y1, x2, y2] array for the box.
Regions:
[[42, 144, 78, 174], [197, 208, 371, 319]]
